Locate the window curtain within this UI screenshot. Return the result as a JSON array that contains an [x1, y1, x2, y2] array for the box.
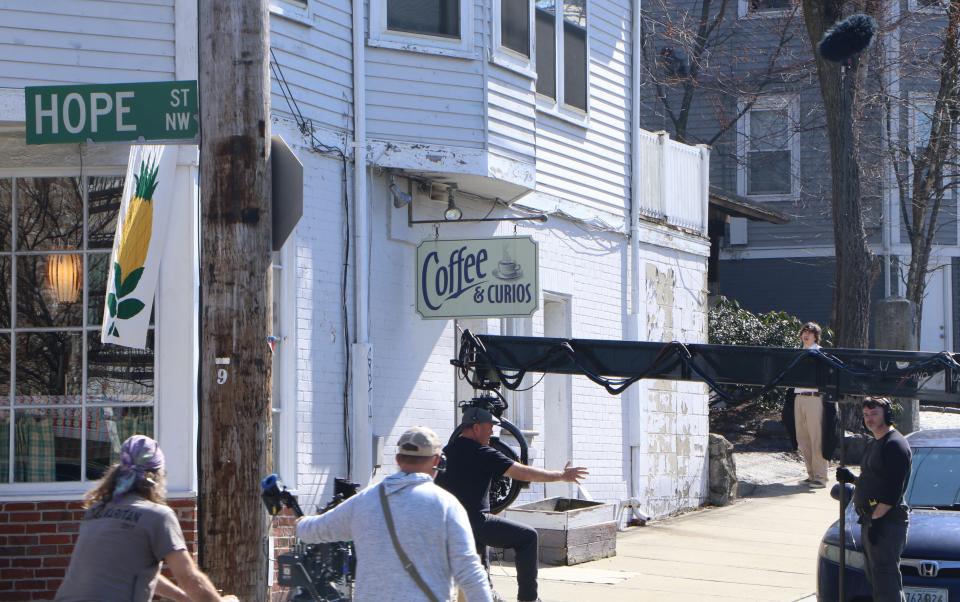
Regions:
[[15, 415, 55, 482], [0, 417, 8, 482]]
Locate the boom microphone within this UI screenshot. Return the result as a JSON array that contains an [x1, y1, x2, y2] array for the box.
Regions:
[[818, 14, 878, 63]]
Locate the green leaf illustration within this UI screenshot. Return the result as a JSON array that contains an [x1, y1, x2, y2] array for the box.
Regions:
[[119, 267, 145, 298], [107, 293, 118, 317], [109, 323, 120, 337], [113, 262, 122, 295], [116, 298, 145, 320]]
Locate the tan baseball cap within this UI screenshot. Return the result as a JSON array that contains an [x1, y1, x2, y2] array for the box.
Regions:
[[396, 426, 442, 457]]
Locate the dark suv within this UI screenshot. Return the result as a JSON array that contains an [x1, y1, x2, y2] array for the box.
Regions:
[[817, 429, 960, 602]]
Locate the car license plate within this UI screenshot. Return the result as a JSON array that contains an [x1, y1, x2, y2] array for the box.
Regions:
[[904, 586, 947, 602]]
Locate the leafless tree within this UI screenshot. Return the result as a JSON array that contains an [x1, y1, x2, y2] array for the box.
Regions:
[[799, 0, 883, 353], [881, 0, 960, 339], [641, 0, 806, 146]]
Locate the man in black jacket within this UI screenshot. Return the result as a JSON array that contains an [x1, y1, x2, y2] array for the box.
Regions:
[[837, 397, 912, 602], [436, 408, 588, 602]]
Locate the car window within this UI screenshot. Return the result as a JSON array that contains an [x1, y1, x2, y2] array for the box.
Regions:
[[905, 447, 960, 508]]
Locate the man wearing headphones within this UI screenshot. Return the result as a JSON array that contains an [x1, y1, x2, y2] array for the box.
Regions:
[[837, 397, 913, 602]]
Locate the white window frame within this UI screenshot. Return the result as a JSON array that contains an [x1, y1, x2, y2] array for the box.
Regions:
[[369, 0, 476, 59], [271, 238, 298, 490], [534, 0, 590, 125], [0, 166, 196, 500], [908, 0, 948, 14], [736, 95, 800, 201], [493, 0, 537, 78], [269, 0, 314, 26], [908, 94, 955, 205], [499, 317, 532, 430], [737, 0, 798, 19]]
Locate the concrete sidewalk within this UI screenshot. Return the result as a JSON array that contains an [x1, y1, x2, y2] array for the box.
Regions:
[[490, 482, 838, 602]]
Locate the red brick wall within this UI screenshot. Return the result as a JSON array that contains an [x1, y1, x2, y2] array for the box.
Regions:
[[0, 498, 198, 601], [269, 511, 297, 602]]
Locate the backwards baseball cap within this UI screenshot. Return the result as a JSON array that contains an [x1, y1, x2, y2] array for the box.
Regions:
[[460, 407, 501, 427], [397, 426, 442, 457]]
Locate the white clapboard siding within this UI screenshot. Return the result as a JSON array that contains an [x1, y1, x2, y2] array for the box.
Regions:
[[362, 0, 487, 149], [533, 0, 632, 216], [0, 0, 176, 88], [270, 2, 354, 133], [365, 46, 486, 148], [486, 68, 537, 164]]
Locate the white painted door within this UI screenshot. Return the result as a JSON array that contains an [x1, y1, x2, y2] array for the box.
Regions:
[[919, 266, 949, 351], [543, 297, 572, 499]]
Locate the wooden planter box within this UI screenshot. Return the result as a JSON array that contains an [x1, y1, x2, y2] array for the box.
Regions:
[[500, 497, 617, 566]]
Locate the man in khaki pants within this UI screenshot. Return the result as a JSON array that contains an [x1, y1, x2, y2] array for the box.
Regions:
[[793, 322, 831, 488]]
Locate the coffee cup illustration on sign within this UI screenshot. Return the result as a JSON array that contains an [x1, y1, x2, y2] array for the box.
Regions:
[[493, 248, 523, 280]]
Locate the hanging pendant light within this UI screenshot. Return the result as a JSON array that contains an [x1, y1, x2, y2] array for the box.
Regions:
[[46, 253, 82, 304]]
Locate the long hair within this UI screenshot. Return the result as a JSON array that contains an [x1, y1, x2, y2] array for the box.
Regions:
[[83, 464, 168, 509]]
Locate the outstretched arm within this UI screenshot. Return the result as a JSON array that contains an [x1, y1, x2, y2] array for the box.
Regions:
[[154, 574, 187, 601], [505, 461, 588, 484], [164, 549, 238, 601], [296, 497, 355, 543]]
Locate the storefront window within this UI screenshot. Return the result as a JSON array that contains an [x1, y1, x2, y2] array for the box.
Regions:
[[0, 175, 155, 485]]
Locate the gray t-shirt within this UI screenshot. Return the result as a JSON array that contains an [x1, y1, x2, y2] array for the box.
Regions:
[[55, 494, 186, 602]]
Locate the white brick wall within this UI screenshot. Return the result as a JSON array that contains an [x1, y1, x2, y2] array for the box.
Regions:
[[285, 128, 709, 518]]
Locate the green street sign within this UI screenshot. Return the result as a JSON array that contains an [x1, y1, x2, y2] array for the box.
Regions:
[[25, 80, 198, 145]]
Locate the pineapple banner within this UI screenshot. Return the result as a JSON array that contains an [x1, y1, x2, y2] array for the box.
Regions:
[[101, 144, 177, 349]]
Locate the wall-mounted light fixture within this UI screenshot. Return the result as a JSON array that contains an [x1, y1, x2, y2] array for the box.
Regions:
[[403, 180, 548, 226], [389, 175, 413, 208], [443, 187, 463, 221], [46, 253, 82, 304]]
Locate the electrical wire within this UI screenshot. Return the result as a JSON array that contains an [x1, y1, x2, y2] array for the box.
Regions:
[[269, 49, 352, 497]]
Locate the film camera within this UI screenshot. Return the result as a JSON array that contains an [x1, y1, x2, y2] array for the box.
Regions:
[[261, 475, 360, 602]]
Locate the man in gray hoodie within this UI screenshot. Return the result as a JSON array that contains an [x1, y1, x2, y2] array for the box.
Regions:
[[297, 426, 492, 602]]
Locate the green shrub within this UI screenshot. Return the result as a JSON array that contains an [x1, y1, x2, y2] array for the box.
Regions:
[[707, 296, 833, 411]]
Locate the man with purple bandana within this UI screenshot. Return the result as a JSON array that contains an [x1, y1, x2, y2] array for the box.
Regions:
[[55, 436, 237, 602]]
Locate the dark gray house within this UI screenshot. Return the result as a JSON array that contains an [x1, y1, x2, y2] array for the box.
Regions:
[[641, 0, 959, 351]]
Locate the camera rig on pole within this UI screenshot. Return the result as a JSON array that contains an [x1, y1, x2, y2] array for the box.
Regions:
[[452, 330, 960, 602]]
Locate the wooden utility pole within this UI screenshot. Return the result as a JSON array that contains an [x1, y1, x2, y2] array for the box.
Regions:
[[198, 1, 272, 599]]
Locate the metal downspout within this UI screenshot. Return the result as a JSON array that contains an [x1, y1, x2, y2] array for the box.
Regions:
[[351, 0, 372, 485]]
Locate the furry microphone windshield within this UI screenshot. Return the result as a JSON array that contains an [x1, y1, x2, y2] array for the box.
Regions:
[[818, 13, 878, 63]]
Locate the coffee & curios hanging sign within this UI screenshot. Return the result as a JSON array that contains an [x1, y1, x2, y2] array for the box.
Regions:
[[416, 237, 539, 319]]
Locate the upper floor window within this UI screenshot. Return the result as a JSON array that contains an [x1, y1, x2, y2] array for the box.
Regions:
[[738, 96, 799, 198], [370, 0, 474, 57], [270, 0, 314, 26], [535, 0, 588, 112], [388, 0, 459, 38], [913, 101, 934, 152], [738, 0, 797, 17], [498, 0, 531, 58], [909, 0, 947, 12], [909, 98, 954, 198]]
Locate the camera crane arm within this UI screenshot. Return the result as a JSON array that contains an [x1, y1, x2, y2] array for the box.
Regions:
[[452, 330, 960, 602], [452, 331, 960, 405]]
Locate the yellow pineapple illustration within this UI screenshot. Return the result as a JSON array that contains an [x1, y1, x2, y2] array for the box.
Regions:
[[106, 155, 159, 337]]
